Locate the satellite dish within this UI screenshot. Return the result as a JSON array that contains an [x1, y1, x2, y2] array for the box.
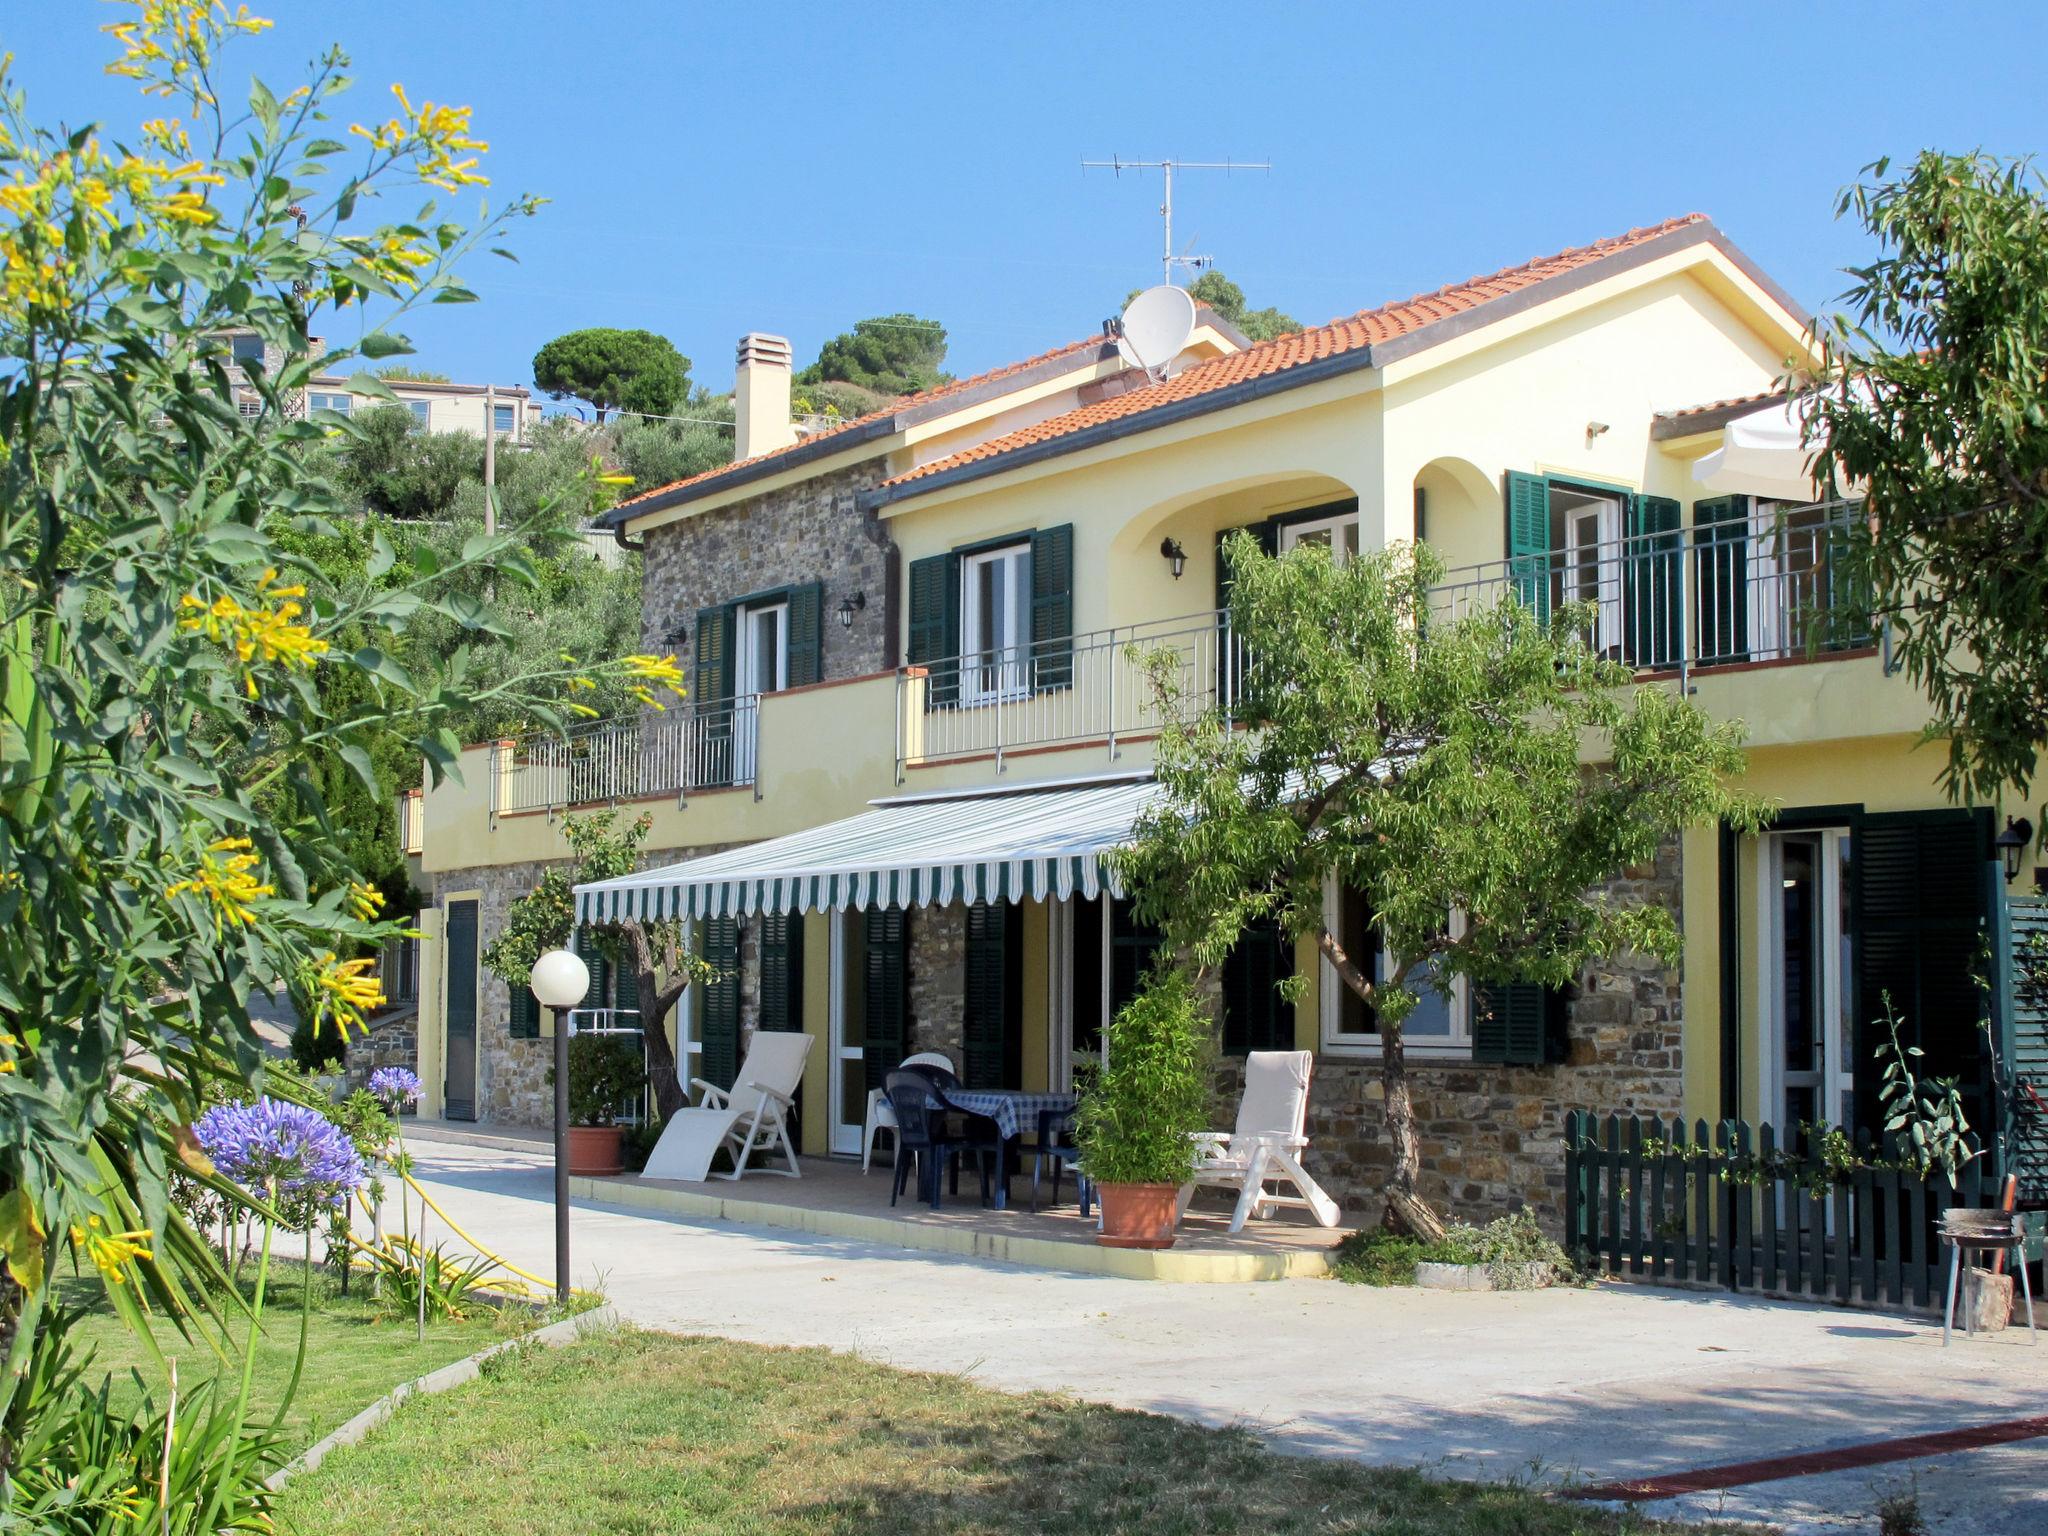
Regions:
[[1117, 284, 1197, 375]]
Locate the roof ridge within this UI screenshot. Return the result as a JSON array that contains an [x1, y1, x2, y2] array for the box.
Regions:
[[876, 214, 1722, 495], [610, 333, 1109, 513]]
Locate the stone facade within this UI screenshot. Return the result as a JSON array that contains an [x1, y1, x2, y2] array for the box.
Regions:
[[905, 903, 967, 1069], [1261, 836, 1687, 1231], [344, 1006, 420, 1100], [638, 460, 896, 680]]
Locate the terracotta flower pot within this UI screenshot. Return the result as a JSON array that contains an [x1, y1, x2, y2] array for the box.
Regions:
[[566, 1124, 625, 1177], [1095, 1182, 1180, 1249]]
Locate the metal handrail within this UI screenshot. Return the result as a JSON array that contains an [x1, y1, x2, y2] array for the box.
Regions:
[[492, 697, 760, 817]]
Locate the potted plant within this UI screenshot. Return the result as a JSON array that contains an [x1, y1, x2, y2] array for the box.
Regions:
[[554, 1034, 646, 1176], [1073, 967, 1211, 1249]]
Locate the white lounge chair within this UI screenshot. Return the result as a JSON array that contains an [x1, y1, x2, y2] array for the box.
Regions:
[[861, 1050, 955, 1172], [642, 1031, 814, 1183], [1178, 1049, 1342, 1233]]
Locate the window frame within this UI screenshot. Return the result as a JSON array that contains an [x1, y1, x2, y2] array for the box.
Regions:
[[959, 540, 1032, 704], [492, 402, 515, 435], [1278, 509, 1361, 563], [1316, 878, 1473, 1060], [406, 398, 431, 430]]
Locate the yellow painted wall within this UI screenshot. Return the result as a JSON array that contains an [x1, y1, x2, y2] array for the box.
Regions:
[[415, 906, 445, 1120]]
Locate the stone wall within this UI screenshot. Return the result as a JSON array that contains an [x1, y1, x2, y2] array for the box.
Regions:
[[1239, 837, 1687, 1232], [344, 1007, 420, 1101], [638, 459, 896, 679]]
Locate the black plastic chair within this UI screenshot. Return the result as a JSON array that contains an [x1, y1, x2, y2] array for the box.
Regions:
[[1028, 1106, 1091, 1216], [884, 1070, 996, 1210]]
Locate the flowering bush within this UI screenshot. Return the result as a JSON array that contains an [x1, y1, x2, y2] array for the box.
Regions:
[[369, 1066, 424, 1109], [195, 1098, 366, 1201]]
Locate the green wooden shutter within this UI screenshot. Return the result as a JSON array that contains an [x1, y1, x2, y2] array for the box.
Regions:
[[1504, 471, 1551, 622], [1693, 494, 1751, 665], [786, 582, 823, 687], [1109, 898, 1163, 1020], [1625, 494, 1682, 669], [2003, 896, 2048, 1202], [962, 901, 1022, 1089], [508, 978, 538, 1040], [1473, 981, 1553, 1066], [1857, 809, 1992, 1138], [698, 916, 742, 1091], [1222, 917, 1293, 1055], [862, 906, 908, 1091], [756, 911, 805, 1032], [571, 928, 611, 1015], [695, 603, 735, 782], [906, 554, 961, 709], [1029, 523, 1075, 691]]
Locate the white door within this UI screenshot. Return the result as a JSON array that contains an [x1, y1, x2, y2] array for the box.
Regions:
[[1561, 495, 1623, 656], [733, 601, 786, 781], [1762, 830, 1855, 1142], [827, 911, 867, 1155], [961, 544, 1031, 703]]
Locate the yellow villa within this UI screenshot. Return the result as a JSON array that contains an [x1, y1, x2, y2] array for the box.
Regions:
[[391, 213, 2041, 1232]]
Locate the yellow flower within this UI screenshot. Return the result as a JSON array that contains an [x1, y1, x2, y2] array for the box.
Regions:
[[308, 951, 384, 1038], [568, 703, 600, 719], [102, 2, 270, 102], [347, 881, 386, 922], [166, 836, 273, 934], [566, 676, 595, 691], [597, 473, 635, 486], [622, 653, 686, 690], [350, 83, 491, 191], [70, 1215, 154, 1284], [178, 569, 328, 693]]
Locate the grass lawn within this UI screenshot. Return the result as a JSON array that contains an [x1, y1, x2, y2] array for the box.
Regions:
[[62, 1260, 512, 1455], [277, 1327, 1746, 1536]]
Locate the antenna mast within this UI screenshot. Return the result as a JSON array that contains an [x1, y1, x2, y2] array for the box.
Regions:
[[1082, 156, 1271, 285]]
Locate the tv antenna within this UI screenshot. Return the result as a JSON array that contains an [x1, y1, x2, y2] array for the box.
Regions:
[[1081, 156, 1271, 286]]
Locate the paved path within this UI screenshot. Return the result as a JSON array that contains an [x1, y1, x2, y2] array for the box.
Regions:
[[408, 1132, 2046, 1534]]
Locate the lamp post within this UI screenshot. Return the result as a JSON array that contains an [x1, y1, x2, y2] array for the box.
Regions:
[[529, 947, 589, 1304]]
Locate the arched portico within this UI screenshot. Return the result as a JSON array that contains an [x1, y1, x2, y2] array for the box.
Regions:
[[1412, 456, 1500, 575]]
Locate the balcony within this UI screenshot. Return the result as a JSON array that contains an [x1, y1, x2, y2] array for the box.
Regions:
[[1428, 498, 1873, 678], [895, 612, 1243, 776], [490, 697, 760, 818], [894, 500, 1876, 774]]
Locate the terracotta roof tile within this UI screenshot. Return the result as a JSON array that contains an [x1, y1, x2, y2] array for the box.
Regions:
[[883, 215, 1713, 492], [610, 335, 1110, 514], [1656, 386, 1791, 423]]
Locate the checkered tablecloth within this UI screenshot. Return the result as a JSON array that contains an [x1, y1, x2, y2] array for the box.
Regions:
[[942, 1089, 1077, 1141]]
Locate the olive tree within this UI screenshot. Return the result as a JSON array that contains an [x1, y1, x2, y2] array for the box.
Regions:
[[1117, 536, 1762, 1238]]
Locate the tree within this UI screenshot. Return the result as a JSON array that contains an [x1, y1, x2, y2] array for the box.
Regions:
[[1128, 271, 1300, 342], [532, 327, 690, 422], [329, 402, 481, 519], [482, 812, 712, 1118], [798, 314, 949, 396], [1117, 536, 1762, 1239], [1812, 151, 2048, 801]]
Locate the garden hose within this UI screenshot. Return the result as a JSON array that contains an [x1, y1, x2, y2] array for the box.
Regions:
[[344, 1180, 594, 1302]]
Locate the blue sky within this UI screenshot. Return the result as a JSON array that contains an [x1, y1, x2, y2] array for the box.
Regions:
[[13, 2, 2048, 403]]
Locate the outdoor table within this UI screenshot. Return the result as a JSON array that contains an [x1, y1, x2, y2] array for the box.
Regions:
[[941, 1089, 1078, 1211]]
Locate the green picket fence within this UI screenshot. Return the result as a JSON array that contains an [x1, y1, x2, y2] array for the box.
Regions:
[[1563, 1110, 1991, 1312]]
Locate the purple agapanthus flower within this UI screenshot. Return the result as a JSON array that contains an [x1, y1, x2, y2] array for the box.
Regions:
[[195, 1097, 365, 1201], [368, 1066, 422, 1107]]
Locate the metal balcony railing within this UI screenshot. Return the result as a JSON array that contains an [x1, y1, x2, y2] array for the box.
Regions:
[[491, 697, 759, 818], [1427, 499, 1873, 684], [895, 611, 1244, 775]]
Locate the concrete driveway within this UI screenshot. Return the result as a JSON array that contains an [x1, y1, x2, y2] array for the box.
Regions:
[[407, 1130, 2046, 1534]]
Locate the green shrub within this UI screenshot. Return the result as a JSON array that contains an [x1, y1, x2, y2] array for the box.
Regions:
[[1073, 967, 1212, 1187], [553, 1035, 646, 1127], [1330, 1227, 1427, 1286], [1332, 1210, 1581, 1289]]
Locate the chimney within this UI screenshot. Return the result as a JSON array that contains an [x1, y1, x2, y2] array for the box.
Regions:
[[733, 332, 795, 461]]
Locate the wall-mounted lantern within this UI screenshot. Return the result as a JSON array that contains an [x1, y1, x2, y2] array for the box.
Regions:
[[1159, 537, 1187, 581], [837, 591, 866, 629]]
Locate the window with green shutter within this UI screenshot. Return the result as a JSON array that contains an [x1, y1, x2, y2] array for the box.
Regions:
[[785, 582, 823, 687], [698, 916, 742, 1090], [1855, 808, 1992, 1136], [1504, 471, 1552, 622], [508, 976, 539, 1039], [1222, 917, 1293, 1055], [962, 901, 1022, 1088], [571, 928, 611, 1018], [695, 603, 735, 783], [1471, 981, 1566, 1066], [862, 906, 908, 1090], [1693, 494, 1752, 665], [1029, 524, 1074, 691], [756, 911, 805, 1032], [1109, 898, 1162, 1020], [906, 553, 960, 708], [1625, 494, 1682, 669]]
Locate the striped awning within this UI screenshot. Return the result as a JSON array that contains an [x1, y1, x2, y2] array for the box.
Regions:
[[572, 778, 1163, 924]]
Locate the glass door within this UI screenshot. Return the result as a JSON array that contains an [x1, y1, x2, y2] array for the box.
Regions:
[[1557, 491, 1622, 657], [1764, 830, 1855, 1143], [828, 910, 867, 1155], [1279, 510, 1360, 563], [960, 544, 1030, 703], [733, 601, 786, 781]]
